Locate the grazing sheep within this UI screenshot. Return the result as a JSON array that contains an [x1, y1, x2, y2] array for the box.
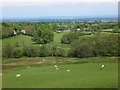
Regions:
[[56, 68, 59, 70], [16, 74, 21, 77], [54, 65, 58, 68], [100, 65, 105, 70], [67, 70, 70, 72]]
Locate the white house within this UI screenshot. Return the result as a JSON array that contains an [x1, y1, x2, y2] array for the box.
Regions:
[[13, 30, 17, 35], [21, 30, 26, 34], [77, 28, 80, 31]]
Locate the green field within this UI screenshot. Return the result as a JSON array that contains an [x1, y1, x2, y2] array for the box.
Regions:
[[101, 29, 113, 32], [2, 31, 119, 88], [2, 63, 118, 88], [2, 32, 65, 46], [54, 32, 65, 43], [2, 57, 118, 88], [2, 35, 34, 47]]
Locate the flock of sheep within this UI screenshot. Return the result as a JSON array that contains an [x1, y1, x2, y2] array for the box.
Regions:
[[0, 64, 105, 78]]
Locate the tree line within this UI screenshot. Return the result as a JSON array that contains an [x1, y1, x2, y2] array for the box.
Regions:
[[2, 33, 120, 58], [1, 21, 119, 39]]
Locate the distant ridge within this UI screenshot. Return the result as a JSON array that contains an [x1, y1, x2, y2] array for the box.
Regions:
[[2, 16, 117, 22]]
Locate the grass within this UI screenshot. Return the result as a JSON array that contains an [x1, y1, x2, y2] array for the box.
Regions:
[[54, 32, 65, 43], [54, 32, 70, 56], [2, 32, 119, 88], [2, 35, 36, 47], [101, 29, 113, 32], [2, 62, 118, 88], [79, 35, 95, 40], [2, 57, 118, 88]]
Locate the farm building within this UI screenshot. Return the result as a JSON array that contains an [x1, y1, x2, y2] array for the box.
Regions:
[[63, 29, 71, 32], [56, 30, 62, 33]]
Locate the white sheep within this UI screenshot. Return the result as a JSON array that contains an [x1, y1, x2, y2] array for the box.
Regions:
[[100, 65, 105, 70], [54, 65, 58, 68], [16, 74, 21, 77], [56, 68, 59, 70], [67, 70, 70, 72]]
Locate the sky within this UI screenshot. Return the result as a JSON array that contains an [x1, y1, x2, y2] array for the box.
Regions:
[[1, 0, 119, 19]]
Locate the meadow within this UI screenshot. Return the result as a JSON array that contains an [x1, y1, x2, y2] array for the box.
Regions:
[[2, 26, 119, 88], [2, 56, 118, 88], [2, 63, 118, 88]]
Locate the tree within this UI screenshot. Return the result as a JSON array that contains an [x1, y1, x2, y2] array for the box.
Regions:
[[61, 32, 79, 44], [112, 26, 120, 33], [47, 42, 58, 56], [32, 28, 54, 44], [12, 48, 23, 58], [69, 40, 95, 57], [25, 45, 37, 57], [2, 43, 14, 58], [52, 23, 59, 31], [13, 24, 21, 31], [38, 45, 48, 57], [24, 25, 35, 36], [47, 42, 65, 57], [94, 33, 119, 56], [2, 26, 14, 38]]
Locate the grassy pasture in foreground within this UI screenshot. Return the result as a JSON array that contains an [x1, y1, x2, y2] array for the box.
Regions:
[[2, 57, 118, 88], [3, 63, 118, 88]]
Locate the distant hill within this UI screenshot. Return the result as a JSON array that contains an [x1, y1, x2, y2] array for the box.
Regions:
[[2, 16, 117, 22]]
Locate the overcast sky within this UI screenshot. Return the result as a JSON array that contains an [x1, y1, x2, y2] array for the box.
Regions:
[[1, 0, 119, 19]]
